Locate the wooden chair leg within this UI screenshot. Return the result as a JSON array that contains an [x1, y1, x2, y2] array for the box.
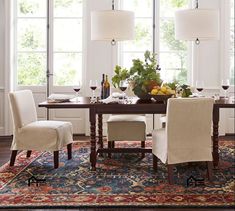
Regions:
[[53, 151, 59, 169], [67, 143, 72, 160], [141, 141, 145, 159], [167, 164, 174, 185], [108, 141, 112, 158], [10, 150, 18, 166], [207, 161, 213, 182], [26, 150, 32, 158], [153, 154, 158, 171]]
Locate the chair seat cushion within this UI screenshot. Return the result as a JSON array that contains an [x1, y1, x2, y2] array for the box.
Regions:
[[107, 115, 146, 142], [11, 121, 73, 151], [107, 115, 146, 123]]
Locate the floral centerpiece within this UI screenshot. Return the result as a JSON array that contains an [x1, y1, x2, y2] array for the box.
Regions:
[[112, 50, 192, 100], [112, 51, 163, 100]]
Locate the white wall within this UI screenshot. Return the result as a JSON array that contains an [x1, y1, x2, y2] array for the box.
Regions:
[[0, 0, 234, 136]]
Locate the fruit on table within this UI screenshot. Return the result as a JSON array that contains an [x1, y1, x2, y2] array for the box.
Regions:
[[150, 85, 176, 95]]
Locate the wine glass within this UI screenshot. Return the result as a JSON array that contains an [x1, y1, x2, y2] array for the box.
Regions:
[[89, 80, 98, 103], [196, 80, 204, 97], [221, 79, 230, 99], [119, 80, 128, 103], [73, 81, 81, 102]]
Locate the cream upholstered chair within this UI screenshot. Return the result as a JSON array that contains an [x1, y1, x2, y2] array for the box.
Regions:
[[152, 98, 214, 184], [9, 90, 73, 168], [107, 114, 146, 158]]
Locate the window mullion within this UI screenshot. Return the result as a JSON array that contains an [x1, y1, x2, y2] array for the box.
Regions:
[[47, 0, 53, 94]]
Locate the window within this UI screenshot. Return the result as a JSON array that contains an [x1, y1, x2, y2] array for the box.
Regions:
[[119, 0, 189, 84], [119, 0, 153, 68], [16, 0, 47, 86], [15, 0, 83, 86], [230, 0, 234, 85], [159, 0, 188, 84]]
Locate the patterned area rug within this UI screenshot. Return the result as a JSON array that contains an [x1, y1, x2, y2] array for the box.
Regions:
[[0, 140, 234, 208]]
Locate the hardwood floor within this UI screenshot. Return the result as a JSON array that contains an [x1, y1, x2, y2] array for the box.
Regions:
[[0, 135, 234, 211]]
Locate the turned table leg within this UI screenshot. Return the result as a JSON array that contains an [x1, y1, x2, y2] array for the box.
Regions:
[[212, 106, 219, 167], [89, 107, 97, 171], [98, 114, 103, 156]]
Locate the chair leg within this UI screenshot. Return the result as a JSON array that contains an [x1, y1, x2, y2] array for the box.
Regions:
[[168, 164, 174, 185], [53, 151, 59, 169], [108, 141, 113, 158], [153, 154, 158, 171], [10, 150, 18, 166], [67, 143, 72, 160], [207, 161, 213, 182], [141, 141, 145, 159], [26, 150, 32, 158]]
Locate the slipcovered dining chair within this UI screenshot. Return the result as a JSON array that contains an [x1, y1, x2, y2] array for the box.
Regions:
[[152, 98, 214, 184], [8, 90, 73, 168], [107, 114, 146, 158]]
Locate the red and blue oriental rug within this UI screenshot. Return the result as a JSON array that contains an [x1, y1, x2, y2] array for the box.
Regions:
[[0, 140, 234, 208]]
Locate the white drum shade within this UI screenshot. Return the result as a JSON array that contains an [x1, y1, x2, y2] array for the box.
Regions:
[[91, 10, 134, 41], [175, 9, 219, 40]]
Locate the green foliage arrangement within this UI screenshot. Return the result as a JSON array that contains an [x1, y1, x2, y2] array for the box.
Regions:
[[112, 51, 162, 99]]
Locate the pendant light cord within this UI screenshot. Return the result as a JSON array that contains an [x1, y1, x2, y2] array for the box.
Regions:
[[195, 0, 199, 9], [195, 0, 200, 44], [112, 0, 115, 10], [111, 0, 116, 45]]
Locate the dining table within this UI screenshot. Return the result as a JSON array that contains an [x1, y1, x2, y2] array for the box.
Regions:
[[39, 97, 235, 171]]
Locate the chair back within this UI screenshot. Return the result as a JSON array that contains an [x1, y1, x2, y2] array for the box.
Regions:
[[9, 90, 37, 129], [166, 98, 214, 164]]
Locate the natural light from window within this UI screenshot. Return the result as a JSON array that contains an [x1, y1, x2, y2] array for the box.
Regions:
[[15, 0, 83, 86], [119, 0, 189, 84]]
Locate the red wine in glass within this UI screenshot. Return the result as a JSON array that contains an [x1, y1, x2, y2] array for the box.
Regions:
[[73, 88, 80, 92], [89, 80, 98, 102], [196, 88, 203, 92], [90, 86, 97, 91], [73, 82, 81, 102], [221, 79, 230, 98], [119, 86, 127, 92], [222, 85, 229, 90]]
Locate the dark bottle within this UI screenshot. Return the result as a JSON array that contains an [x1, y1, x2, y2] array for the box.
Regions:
[[103, 75, 110, 99], [101, 74, 105, 99]]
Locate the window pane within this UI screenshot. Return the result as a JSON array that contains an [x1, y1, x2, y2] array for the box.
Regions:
[[122, 0, 152, 17], [54, 0, 82, 17], [230, 19, 234, 53], [161, 68, 187, 84], [160, 52, 187, 69], [17, 0, 46, 17], [160, 52, 187, 83], [54, 19, 82, 51], [122, 52, 145, 69], [230, 53, 235, 85], [160, 1, 188, 83], [17, 53, 46, 86], [231, 0, 234, 18], [54, 53, 82, 86], [17, 19, 46, 51], [160, 18, 187, 51], [160, 0, 188, 18], [123, 18, 152, 52]]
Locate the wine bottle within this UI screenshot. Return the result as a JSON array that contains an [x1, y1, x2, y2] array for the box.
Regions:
[[101, 74, 105, 99], [103, 75, 110, 99]]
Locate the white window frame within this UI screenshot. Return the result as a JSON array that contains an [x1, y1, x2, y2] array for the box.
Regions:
[[13, 0, 84, 92]]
